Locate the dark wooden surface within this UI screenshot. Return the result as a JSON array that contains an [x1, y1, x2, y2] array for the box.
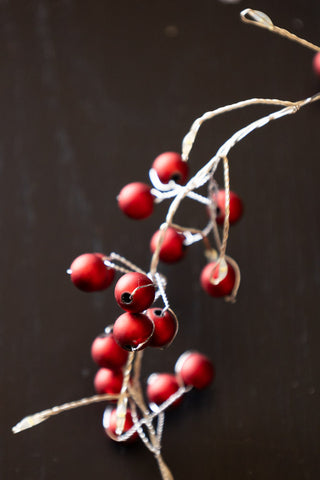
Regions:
[[1, 1, 320, 479]]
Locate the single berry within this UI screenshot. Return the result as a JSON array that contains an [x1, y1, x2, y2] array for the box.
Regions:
[[213, 189, 243, 225], [93, 367, 124, 395], [147, 373, 182, 408], [91, 332, 129, 369], [200, 261, 235, 297], [152, 151, 189, 185], [150, 227, 186, 263], [146, 308, 178, 348], [69, 253, 115, 292], [313, 52, 320, 77], [103, 408, 138, 442], [175, 351, 215, 389], [114, 272, 155, 313], [118, 182, 154, 220], [113, 312, 154, 351]]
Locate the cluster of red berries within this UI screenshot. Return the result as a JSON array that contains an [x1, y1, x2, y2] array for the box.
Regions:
[[68, 252, 215, 442], [67, 150, 244, 449], [116, 151, 244, 299], [70, 257, 178, 350], [118, 152, 189, 263], [103, 350, 215, 441]]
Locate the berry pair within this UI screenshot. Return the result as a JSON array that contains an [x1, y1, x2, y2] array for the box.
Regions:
[[113, 307, 178, 352], [92, 331, 128, 397], [199, 190, 243, 299], [113, 271, 178, 351], [147, 351, 215, 408], [118, 151, 189, 220], [113, 271, 156, 351]]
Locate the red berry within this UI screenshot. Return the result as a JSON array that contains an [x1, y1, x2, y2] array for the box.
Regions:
[[113, 312, 154, 351], [103, 408, 138, 442], [114, 272, 155, 313], [200, 261, 235, 297], [152, 151, 189, 185], [69, 253, 115, 292], [214, 190, 243, 225], [150, 227, 186, 263], [91, 333, 129, 369], [146, 308, 178, 348], [313, 52, 320, 77], [93, 367, 124, 395], [118, 182, 154, 219], [175, 351, 215, 389], [147, 373, 182, 408]]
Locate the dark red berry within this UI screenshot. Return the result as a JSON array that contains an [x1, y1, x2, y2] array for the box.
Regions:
[[313, 52, 320, 77], [146, 308, 178, 348], [103, 408, 138, 442], [200, 261, 235, 297], [147, 373, 182, 408], [114, 272, 155, 313], [175, 351, 215, 389], [150, 227, 186, 263], [113, 312, 154, 351], [214, 190, 243, 225], [118, 182, 154, 219], [93, 367, 123, 395], [152, 152, 189, 185], [69, 253, 115, 292], [91, 333, 129, 369]]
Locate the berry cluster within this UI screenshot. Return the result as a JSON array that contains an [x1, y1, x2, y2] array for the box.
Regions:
[[68, 251, 214, 444], [117, 151, 243, 300], [103, 351, 214, 442], [66, 142, 244, 468], [70, 256, 178, 350]]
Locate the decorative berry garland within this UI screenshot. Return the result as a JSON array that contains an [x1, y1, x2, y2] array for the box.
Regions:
[[12, 9, 320, 480]]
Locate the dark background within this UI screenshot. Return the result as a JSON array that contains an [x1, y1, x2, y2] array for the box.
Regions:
[[1, 0, 319, 479]]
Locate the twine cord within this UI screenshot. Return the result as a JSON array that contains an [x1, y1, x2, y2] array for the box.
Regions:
[[116, 351, 135, 434], [240, 9, 320, 53]]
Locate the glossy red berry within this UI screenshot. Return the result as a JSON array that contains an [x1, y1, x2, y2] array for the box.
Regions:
[[146, 308, 178, 348], [175, 351, 215, 389], [150, 227, 186, 263], [114, 272, 155, 312], [113, 312, 154, 351], [103, 408, 138, 442], [214, 189, 243, 225], [91, 332, 129, 369], [118, 182, 154, 219], [152, 151, 189, 185], [93, 367, 124, 395], [147, 373, 182, 408], [200, 261, 235, 297], [313, 52, 320, 77], [69, 253, 115, 292]]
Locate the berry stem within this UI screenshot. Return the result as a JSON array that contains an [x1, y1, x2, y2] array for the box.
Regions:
[[116, 351, 135, 435], [219, 156, 230, 260], [12, 393, 120, 434]]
